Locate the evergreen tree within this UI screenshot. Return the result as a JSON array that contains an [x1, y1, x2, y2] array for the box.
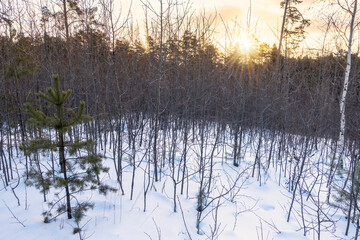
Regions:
[[21, 74, 114, 226], [280, 0, 310, 55], [332, 157, 360, 235]]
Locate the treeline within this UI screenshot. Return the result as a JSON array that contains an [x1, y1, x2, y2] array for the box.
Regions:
[[0, 0, 359, 147], [1, 29, 359, 143]]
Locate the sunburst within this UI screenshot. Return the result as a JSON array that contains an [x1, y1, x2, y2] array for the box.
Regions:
[[234, 33, 253, 53]]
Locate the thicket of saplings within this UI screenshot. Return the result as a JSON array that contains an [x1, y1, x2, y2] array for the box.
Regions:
[[1, 5, 360, 240]]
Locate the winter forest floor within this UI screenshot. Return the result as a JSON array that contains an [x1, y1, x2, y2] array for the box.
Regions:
[[0, 122, 357, 240]]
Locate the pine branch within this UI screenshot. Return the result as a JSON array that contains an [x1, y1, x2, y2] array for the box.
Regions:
[[38, 91, 57, 105], [20, 138, 57, 156]]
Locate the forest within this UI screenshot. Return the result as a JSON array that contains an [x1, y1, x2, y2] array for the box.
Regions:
[[1, 0, 360, 239]]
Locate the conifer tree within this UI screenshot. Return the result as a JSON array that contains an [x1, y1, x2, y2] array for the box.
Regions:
[[332, 159, 360, 235], [21, 74, 114, 226], [279, 0, 310, 55]]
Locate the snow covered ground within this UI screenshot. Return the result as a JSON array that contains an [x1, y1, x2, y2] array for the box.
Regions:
[[0, 126, 355, 240]]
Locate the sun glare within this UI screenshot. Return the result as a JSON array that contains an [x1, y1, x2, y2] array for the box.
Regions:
[[234, 34, 253, 53]]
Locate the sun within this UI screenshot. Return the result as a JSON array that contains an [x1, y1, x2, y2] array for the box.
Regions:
[[218, 29, 259, 55], [234, 34, 253, 53]]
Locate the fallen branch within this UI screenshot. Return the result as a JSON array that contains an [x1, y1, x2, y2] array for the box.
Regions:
[[3, 200, 25, 227], [252, 211, 281, 234]]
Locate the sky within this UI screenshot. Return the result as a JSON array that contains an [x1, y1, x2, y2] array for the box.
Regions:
[[23, 0, 351, 53], [123, 0, 323, 51]]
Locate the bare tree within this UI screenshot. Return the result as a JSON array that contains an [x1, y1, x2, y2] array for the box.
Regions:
[[336, 0, 357, 166]]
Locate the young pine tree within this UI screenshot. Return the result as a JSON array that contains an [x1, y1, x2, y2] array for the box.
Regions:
[[21, 74, 114, 226], [332, 158, 360, 236]]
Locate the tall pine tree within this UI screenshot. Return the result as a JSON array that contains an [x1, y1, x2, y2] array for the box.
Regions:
[[21, 74, 114, 225]]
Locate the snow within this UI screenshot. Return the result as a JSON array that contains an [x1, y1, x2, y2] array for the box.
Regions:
[[0, 126, 356, 240]]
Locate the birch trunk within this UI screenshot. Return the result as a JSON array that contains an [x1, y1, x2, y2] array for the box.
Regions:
[[337, 0, 357, 165]]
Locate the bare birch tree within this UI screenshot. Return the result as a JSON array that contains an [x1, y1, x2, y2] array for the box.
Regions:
[[336, 0, 357, 166]]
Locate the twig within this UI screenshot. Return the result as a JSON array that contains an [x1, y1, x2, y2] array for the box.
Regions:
[[2, 200, 25, 227], [152, 217, 161, 240], [144, 232, 153, 240], [177, 196, 193, 240], [252, 212, 281, 234]]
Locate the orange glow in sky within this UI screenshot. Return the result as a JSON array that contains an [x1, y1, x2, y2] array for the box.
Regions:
[[121, 0, 329, 52]]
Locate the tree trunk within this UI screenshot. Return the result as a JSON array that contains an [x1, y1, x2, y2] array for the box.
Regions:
[[59, 131, 72, 219], [278, 0, 289, 54], [336, 0, 357, 166]]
